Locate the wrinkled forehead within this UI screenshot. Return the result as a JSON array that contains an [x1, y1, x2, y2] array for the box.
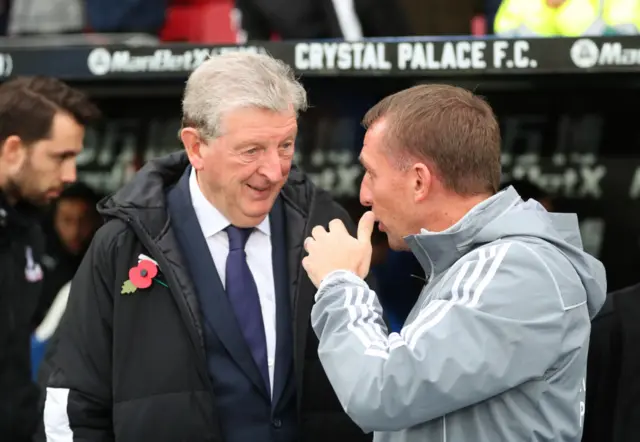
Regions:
[[219, 107, 298, 144]]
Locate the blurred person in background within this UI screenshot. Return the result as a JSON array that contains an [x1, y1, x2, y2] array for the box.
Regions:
[[29, 182, 102, 382], [301, 84, 606, 441], [0, 76, 100, 442], [494, 0, 640, 37], [44, 52, 373, 442], [33, 182, 102, 328]]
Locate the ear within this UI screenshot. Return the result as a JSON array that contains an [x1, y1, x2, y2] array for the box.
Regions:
[[180, 128, 206, 170], [413, 162, 432, 203], [0, 135, 27, 171]]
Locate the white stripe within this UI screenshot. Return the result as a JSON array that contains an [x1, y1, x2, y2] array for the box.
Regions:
[[363, 288, 389, 343], [329, 0, 363, 41], [346, 286, 391, 353], [44, 387, 73, 442], [364, 347, 390, 359], [354, 287, 382, 344], [468, 244, 510, 308], [388, 332, 405, 350], [35, 281, 71, 341], [345, 286, 388, 351], [408, 243, 512, 350], [460, 247, 490, 304], [401, 257, 473, 344]]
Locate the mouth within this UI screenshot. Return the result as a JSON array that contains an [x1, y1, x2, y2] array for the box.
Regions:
[[47, 188, 63, 198], [246, 183, 272, 199]]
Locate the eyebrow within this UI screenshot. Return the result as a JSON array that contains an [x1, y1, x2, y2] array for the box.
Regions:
[[55, 150, 80, 159]]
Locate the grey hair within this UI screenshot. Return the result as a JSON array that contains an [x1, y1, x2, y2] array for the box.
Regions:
[[181, 51, 308, 139]]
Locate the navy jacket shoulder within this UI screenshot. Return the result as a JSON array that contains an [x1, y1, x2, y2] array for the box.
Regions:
[[583, 283, 640, 442]]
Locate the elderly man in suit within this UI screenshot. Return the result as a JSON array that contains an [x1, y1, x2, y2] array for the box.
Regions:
[[43, 52, 372, 442]]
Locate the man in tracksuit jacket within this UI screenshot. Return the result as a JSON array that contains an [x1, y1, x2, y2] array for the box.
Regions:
[[301, 84, 607, 441]]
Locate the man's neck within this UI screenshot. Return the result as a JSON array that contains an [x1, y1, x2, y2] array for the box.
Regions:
[[421, 192, 491, 233]]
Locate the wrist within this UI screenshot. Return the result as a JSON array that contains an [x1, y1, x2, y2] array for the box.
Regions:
[[316, 270, 367, 300]]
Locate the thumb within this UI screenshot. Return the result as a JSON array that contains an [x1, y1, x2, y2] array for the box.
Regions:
[[357, 211, 376, 244]]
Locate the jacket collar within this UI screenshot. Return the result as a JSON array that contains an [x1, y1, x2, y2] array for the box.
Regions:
[[404, 187, 521, 279]]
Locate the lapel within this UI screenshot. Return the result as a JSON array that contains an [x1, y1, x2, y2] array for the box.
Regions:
[[166, 167, 269, 399], [269, 196, 293, 408]]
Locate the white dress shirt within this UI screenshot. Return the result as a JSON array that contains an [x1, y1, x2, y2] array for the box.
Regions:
[[189, 168, 277, 396]]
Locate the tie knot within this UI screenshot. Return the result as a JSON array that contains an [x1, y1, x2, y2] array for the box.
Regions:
[[226, 225, 253, 251]]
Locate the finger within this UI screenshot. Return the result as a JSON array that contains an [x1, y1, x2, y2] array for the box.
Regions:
[[311, 225, 328, 240], [328, 218, 348, 234], [357, 211, 376, 244], [301, 256, 310, 272], [303, 236, 315, 253]]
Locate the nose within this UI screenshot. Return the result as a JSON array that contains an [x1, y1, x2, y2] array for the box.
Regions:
[[259, 148, 285, 183], [360, 175, 372, 207], [61, 160, 77, 184]]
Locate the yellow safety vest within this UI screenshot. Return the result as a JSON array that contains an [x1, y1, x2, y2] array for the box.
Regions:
[[494, 0, 640, 36]]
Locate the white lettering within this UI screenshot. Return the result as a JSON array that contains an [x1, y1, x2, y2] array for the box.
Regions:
[[513, 40, 530, 68], [598, 42, 640, 66], [397, 41, 486, 70], [334, 165, 362, 197], [493, 41, 509, 68], [441, 42, 457, 69], [579, 166, 606, 198], [397, 42, 413, 70], [294, 43, 310, 69], [295, 42, 391, 71], [99, 47, 265, 74]]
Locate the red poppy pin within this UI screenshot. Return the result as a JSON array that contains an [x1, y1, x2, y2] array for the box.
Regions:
[[121, 254, 166, 294]]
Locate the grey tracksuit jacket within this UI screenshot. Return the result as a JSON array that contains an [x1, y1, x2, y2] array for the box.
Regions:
[[311, 186, 607, 442]]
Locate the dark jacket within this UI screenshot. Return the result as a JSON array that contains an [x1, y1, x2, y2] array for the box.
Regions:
[[583, 283, 640, 442], [44, 152, 372, 442], [34, 229, 84, 329], [0, 192, 46, 441]]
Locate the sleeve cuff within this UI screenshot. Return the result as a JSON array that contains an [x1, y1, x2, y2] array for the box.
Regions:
[[316, 270, 368, 301]]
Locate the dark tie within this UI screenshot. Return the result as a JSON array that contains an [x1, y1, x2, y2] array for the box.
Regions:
[[225, 225, 270, 390]]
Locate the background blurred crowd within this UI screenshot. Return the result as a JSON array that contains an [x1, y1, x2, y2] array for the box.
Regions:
[[1, 0, 638, 41]]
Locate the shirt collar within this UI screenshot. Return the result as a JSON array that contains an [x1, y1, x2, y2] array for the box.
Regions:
[[188, 167, 270, 238]]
